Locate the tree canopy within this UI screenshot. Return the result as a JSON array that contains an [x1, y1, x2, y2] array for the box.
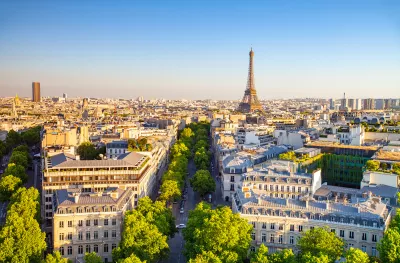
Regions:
[[0, 187, 46, 263], [190, 170, 215, 197], [3, 163, 27, 183], [44, 251, 71, 263], [159, 179, 181, 203], [77, 142, 99, 160], [128, 138, 153, 152], [297, 227, 344, 263], [366, 160, 380, 171], [183, 202, 252, 262], [0, 175, 22, 202], [345, 247, 370, 263], [84, 252, 103, 263], [112, 209, 169, 262], [250, 244, 269, 263]]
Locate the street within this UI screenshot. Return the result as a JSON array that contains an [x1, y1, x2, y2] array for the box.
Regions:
[[162, 151, 227, 263]]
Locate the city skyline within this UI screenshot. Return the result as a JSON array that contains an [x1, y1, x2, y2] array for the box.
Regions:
[[0, 0, 399, 99]]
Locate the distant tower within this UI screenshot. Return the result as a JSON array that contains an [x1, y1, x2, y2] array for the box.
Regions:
[[32, 82, 41, 102], [14, 94, 21, 106], [238, 48, 263, 113], [11, 100, 18, 119]]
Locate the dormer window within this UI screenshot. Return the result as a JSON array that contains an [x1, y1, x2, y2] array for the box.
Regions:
[[58, 208, 64, 214], [350, 219, 354, 224], [78, 208, 83, 213], [104, 207, 109, 212]]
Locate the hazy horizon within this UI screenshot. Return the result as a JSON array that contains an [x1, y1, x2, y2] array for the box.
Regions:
[[1, 0, 399, 100]]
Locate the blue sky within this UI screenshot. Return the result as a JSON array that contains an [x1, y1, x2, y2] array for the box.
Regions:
[[0, 0, 399, 99]]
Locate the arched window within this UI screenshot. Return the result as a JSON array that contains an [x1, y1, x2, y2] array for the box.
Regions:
[[86, 244, 91, 253], [59, 247, 64, 256]]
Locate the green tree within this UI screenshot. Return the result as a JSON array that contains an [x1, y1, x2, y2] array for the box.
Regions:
[[268, 249, 296, 263], [393, 163, 400, 172], [194, 147, 210, 170], [0, 140, 6, 159], [77, 142, 98, 160], [128, 138, 153, 152], [112, 210, 169, 262], [136, 197, 177, 237], [380, 162, 388, 171], [183, 202, 252, 262], [117, 254, 146, 263], [378, 228, 400, 263], [9, 151, 29, 168], [21, 126, 41, 146], [5, 130, 22, 151], [171, 141, 190, 158], [190, 170, 215, 197], [0, 187, 46, 263], [297, 227, 344, 263], [159, 180, 181, 203], [300, 252, 330, 263], [0, 175, 22, 201], [194, 140, 209, 152], [44, 251, 71, 263], [13, 144, 29, 153], [345, 247, 370, 263], [181, 128, 194, 139], [84, 252, 102, 263], [3, 163, 28, 183], [279, 151, 296, 161], [188, 251, 222, 263], [250, 244, 268, 263], [366, 160, 380, 171]]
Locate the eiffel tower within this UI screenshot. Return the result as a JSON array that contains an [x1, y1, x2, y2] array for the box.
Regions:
[[238, 48, 263, 113]]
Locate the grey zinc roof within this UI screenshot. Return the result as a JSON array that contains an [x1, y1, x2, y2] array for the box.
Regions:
[[361, 185, 398, 198], [56, 188, 126, 206], [222, 155, 253, 169], [51, 151, 147, 168]]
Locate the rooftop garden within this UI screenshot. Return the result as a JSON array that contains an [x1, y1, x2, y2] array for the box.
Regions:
[[365, 160, 400, 175]]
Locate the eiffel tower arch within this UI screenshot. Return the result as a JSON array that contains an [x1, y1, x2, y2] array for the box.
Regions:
[[238, 48, 263, 113]]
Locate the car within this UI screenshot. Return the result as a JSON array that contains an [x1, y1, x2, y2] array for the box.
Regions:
[[176, 224, 186, 229], [180, 208, 184, 214], [173, 200, 178, 204]]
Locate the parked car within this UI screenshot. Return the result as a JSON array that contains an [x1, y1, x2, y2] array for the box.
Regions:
[[180, 208, 184, 214], [176, 224, 186, 229]]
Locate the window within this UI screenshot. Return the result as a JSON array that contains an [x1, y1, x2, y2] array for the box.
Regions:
[[290, 225, 294, 231], [104, 244, 109, 253], [331, 229, 336, 233], [270, 223, 275, 230], [363, 221, 367, 226], [373, 222, 378, 228], [94, 219, 98, 226], [361, 245, 366, 252], [112, 218, 117, 226], [59, 247, 64, 256], [59, 221, 64, 228], [279, 224, 283, 230], [348, 243, 354, 247], [94, 244, 98, 253], [298, 187, 301, 193], [310, 226, 315, 230], [250, 246, 256, 252], [230, 184, 235, 191], [78, 231, 83, 240], [68, 221, 72, 227], [261, 233, 266, 242], [349, 231, 354, 239], [290, 236, 294, 244], [372, 247, 377, 257], [350, 219, 354, 224], [362, 233, 367, 241], [340, 230, 345, 238], [78, 220, 83, 227], [112, 230, 117, 238], [104, 219, 109, 226], [251, 232, 255, 240], [67, 232, 72, 240], [112, 244, 117, 250], [67, 246, 72, 255], [104, 230, 109, 239], [86, 231, 90, 240], [278, 235, 283, 244], [94, 231, 98, 239], [230, 176, 235, 182], [86, 245, 91, 253], [298, 225, 303, 232], [262, 223, 267, 229], [78, 245, 83, 255], [372, 234, 377, 242], [270, 234, 275, 243], [86, 220, 90, 226], [59, 233, 64, 241]]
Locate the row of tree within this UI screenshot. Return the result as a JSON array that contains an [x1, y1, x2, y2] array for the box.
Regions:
[[366, 159, 400, 175], [0, 126, 41, 161], [183, 203, 374, 263], [127, 137, 153, 152], [0, 144, 31, 201]]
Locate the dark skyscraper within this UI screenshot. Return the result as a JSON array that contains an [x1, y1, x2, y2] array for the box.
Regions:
[[32, 82, 41, 102], [238, 49, 263, 113]]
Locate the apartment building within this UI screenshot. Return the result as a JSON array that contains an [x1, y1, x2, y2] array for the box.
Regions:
[[237, 127, 276, 147], [106, 140, 128, 159], [232, 187, 392, 257], [53, 187, 134, 263]]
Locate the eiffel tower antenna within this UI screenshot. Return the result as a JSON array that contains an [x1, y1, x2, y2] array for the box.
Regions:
[[238, 48, 263, 113]]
